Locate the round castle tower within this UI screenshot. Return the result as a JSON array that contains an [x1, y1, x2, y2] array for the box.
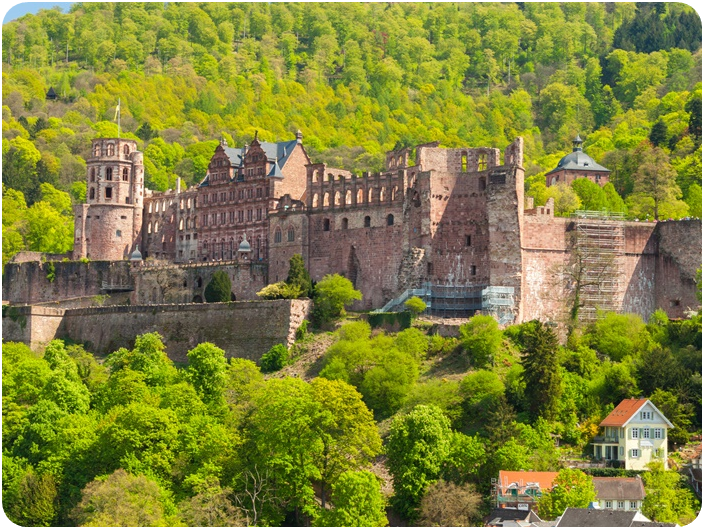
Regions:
[[73, 138, 144, 260]]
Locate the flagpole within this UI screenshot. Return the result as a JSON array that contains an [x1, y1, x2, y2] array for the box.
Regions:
[[117, 98, 121, 139]]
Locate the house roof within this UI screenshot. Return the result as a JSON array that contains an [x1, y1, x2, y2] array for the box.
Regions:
[[592, 477, 645, 501], [556, 508, 639, 527], [498, 471, 560, 492], [546, 150, 611, 175], [599, 399, 673, 428]]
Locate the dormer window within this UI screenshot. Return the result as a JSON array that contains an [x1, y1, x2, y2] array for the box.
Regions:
[[641, 411, 652, 421]]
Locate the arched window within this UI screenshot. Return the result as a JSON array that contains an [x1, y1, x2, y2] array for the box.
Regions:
[[89, 187, 95, 200], [155, 201, 160, 213], [187, 197, 192, 209], [147, 222, 152, 234], [122, 168, 129, 181], [334, 191, 341, 206], [154, 221, 159, 232], [148, 202, 152, 213], [312, 193, 319, 208], [312, 171, 319, 183], [364, 216, 371, 228], [323, 192, 330, 207], [287, 226, 295, 242], [123, 144, 130, 156], [90, 168, 95, 182], [203, 241, 209, 254], [345, 190, 352, 205], [229, 239, 234, 259], [387, 214, 394, 226], [357, 189, 364, 204], [326, 173, 333, 182], [106, 168, 113, 181], [323, 219, 330, 231], [341, 218, 348, 230], [179, 218, 184, 231], [390, 157, 396, 168], [380, 187, 385, 201], [274, 228, 282, 243], [107, 144, 114, 156], [94, 144, 100, 157], [368, 188, 373, 203], [397, 155, 403, 167]]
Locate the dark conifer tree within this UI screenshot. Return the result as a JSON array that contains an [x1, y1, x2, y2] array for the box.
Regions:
[[520, 321, 562, 421]]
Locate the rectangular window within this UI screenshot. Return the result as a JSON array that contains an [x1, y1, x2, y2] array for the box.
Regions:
[[239, 190, 244, 200], [641, 411, 652, 420], [471, 265, 476, 276], [466, 235, 471, 246], [631, 428, 639, 439], [116, 230, 122, 237], [105, 187, 112, 199], [654, 428, 662, 439], [257, 188, 262, 197], [220, 212, 225, 225], [631, 449, 639, 458], [230, 211, 235, 223], [203, 195, 208, 204], [618, 501, 624, 510], [257, 208, 262, 220], [643, 428, 650, 439], [229, 191, 234, 201], [212, 193, 217, 202], [247, 189, 253, 199], [220, 192, 226, 202], [630, 502, 637, 510], [203, 215, 208, 226], [605, 501, 612, 509], [247, 209, 253, 221]]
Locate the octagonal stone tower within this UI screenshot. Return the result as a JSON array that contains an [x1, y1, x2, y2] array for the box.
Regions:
[[73, 138, 145, 260]]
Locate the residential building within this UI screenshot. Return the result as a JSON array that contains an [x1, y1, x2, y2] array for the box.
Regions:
[[593, 399, 673, 470], [495, 471, 559, 510], [555, 508, 673, 527], [591, 476, 646, 511]]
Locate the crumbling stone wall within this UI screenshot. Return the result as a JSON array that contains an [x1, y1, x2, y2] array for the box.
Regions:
[[655, 220, 702, 317]]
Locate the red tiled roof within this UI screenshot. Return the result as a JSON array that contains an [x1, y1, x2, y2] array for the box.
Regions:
[[498, 471, 559, 492], [599, 399, 649, 427]]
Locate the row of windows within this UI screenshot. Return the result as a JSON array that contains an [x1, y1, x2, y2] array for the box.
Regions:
[[319, 214, 395, 232], [90, 167, 130, 182], [94, 143, 131, 157], [631, 427, 664, 439], [203, 187, 266, 204], [202, 209, 263, 226], [273, 226, 296, 243], [89, 187, 132, 203], [312, 187, 399, 208], [604, 501, 638, 510]]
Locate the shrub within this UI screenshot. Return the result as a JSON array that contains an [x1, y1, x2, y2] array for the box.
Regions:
[[260, 344, 288, 373], [404, 296, 427, 318], [204, 271, 232, 302], [257, 281, 303, 300], [295, 319, 309, 340], [459, 315, 502, 368], [312, 274, 362, 324]]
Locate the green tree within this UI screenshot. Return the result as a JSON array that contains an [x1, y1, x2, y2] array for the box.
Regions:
[[260, 343, 289, 373], [71, 469, 173, 527], [4, 467, 59, 527], [315, 470, 387, 527], [629, 147, 684, 220], [313, 274, 362, 323], [404, 296, 427, 318], [546, 182, 582, 216], [104, 332, 176, 386], [537, 469, 596, 521], [459, 370, 505, 430], [286, 254, 313, 297], [520, 321, 562, 420], [458, 315, 503, 368], [386, 405, 452, 520], [685, 183, 702, 218], [571, 178, 608, 211], [185, 342, 228, 405], [641, 462, 699, 525], [256, 281, 303, 300], [204, 270, 232, 302], [649, 119, 668, 147]]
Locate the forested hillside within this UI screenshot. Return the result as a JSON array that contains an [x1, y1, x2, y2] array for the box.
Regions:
[[2, 2, 702, 265]]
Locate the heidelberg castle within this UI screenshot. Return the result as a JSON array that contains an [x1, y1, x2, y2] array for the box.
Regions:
[[3, 133, 701, 327]]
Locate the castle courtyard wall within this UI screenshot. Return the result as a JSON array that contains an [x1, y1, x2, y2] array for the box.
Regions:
[[3, 300, 311, 363]]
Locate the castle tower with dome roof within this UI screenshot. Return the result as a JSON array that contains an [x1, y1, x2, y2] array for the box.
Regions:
[[545, 135, 611, 187]]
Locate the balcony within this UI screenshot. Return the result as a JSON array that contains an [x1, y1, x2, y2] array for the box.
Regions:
[[593, 435, 619, 444]]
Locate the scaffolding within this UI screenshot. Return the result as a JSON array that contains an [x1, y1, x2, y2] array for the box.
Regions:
[[571, 210, 626, 322]]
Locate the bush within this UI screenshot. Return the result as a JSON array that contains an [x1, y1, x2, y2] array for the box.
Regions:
[[404, 296, 427, 317], [204, 271, 232, 302], [260, 344, 288, 373], [295, 320, 309, 340], [256, 281, 303, 300], [312, 274, 362, 324], [459, 315, 503, 368]]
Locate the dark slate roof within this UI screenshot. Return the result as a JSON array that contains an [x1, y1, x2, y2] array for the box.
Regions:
[[630, 523, 676, 527], [260, 139, 298, 167], [691, 468, 702, 482], [223, 146, 244, 167], [592, 477, 646, 501], [546, 150, 610, 175], [268, 160, 284, 178], [488, 509, 534, 523], [556, 509, 638, 527]]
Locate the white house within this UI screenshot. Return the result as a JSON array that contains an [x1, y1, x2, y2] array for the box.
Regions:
[[592, 398, 673, 470], [591, 476, 646, 511]]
